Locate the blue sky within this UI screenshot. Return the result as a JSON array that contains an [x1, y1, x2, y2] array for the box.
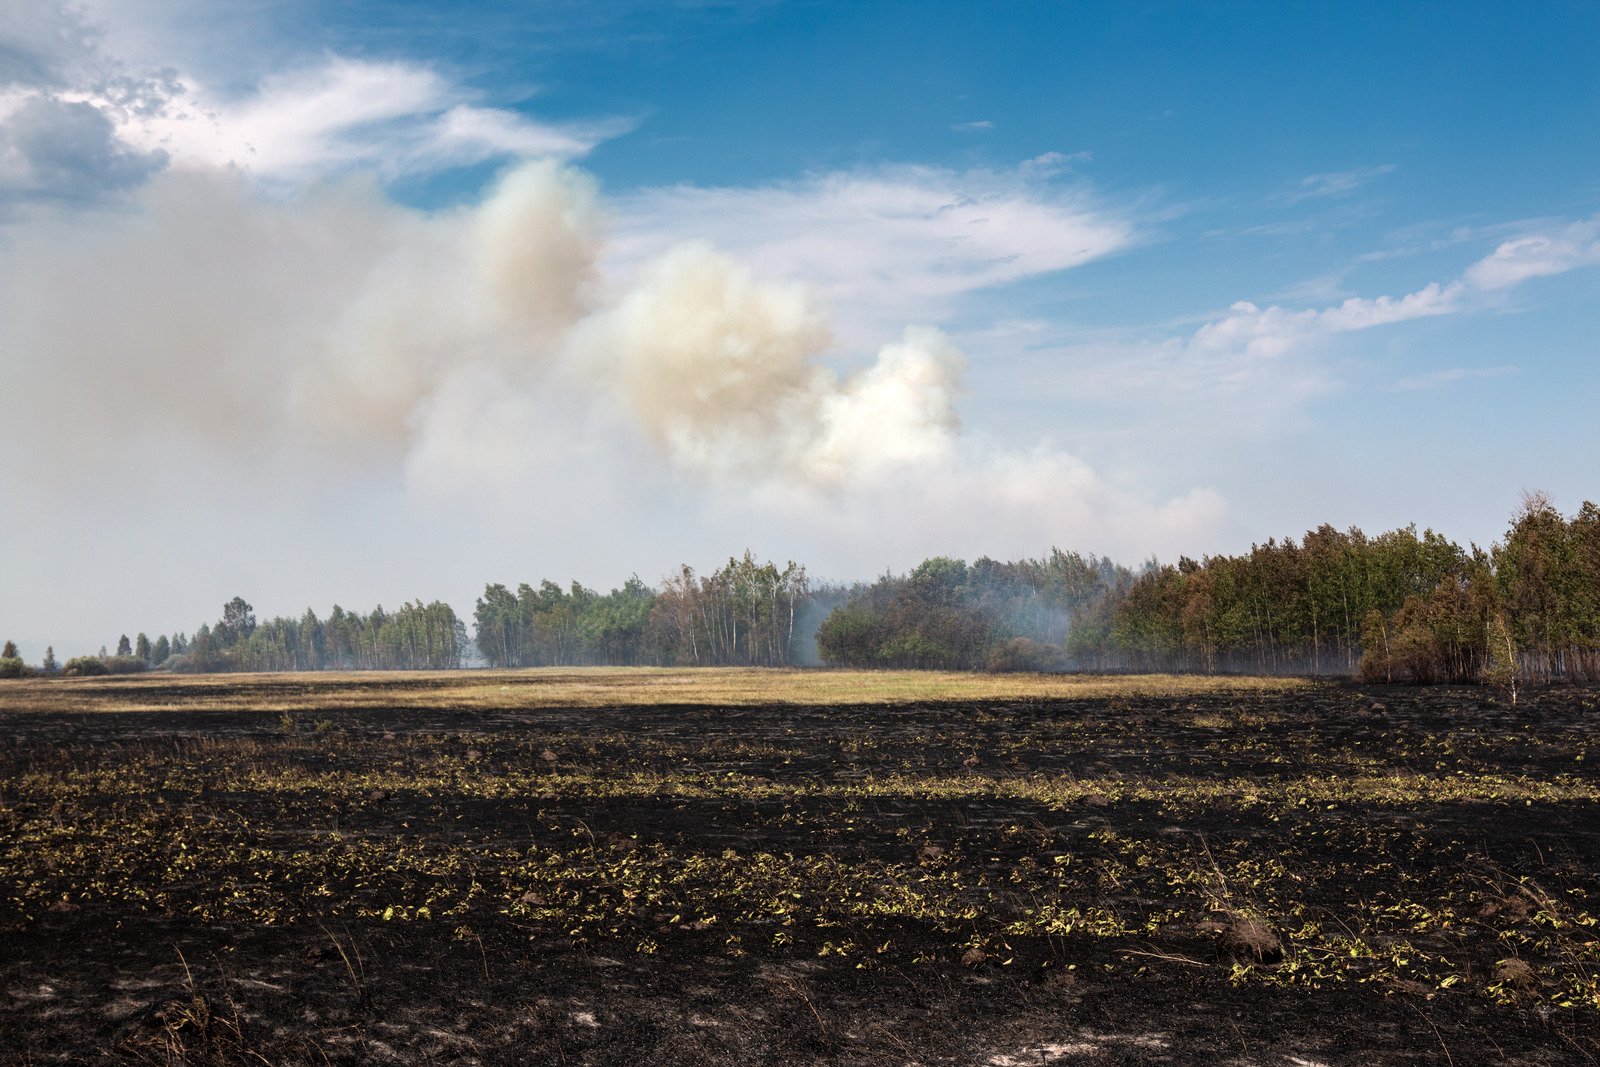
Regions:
[[1, 0, 1597, 653]]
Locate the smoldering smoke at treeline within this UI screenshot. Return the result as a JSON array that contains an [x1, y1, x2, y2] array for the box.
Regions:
[[14, 493, 1596, 685]]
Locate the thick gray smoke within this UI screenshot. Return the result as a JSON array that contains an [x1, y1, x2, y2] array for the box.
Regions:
[[0, 160, 971, 495], [0, 153, 1228, 655]]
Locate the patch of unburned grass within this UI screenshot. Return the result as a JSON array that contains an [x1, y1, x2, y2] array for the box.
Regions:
[[0, 666, 1310, 715]]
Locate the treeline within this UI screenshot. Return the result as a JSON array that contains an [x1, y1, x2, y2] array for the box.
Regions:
[[1, 635, 171, 678], [1078, 494, 1599, 683], [207, 599, 468, 672], [1083, 524, 1471, 676], [29, 597, 468, 675], [474, 553, 812, 667], [7, 495, 1595, 684], [807, 495, 1599, 684], [28, 553, 815, 676]]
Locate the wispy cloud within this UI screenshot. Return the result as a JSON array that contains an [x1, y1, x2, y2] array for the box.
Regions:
[[1189, 282, 1463, 362], [1390, 365, 1518, 392], [613, 162, 1136, 339], [1018, 150, 1091, 178], [113, 57, 629, 184], [950, 119, 994, 132], [1179, 212, 1600, 371], [0, 3, 631, 206], [1464, 214, 1600, 290], [1280, 163, 1396, 204], [1025, 208, 1600, 435]]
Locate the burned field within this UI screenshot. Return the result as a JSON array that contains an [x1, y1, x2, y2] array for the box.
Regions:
[[0, 674, 1597, 1065]]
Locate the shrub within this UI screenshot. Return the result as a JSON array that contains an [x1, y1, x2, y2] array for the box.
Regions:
[[0, 657, 27, 678], [63, 656, 108, 676], [986, 637, 1064, 673], [103, 655, 148, 675]]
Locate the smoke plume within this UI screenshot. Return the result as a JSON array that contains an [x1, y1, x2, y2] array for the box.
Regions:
[[588, 242, 963, 486], [1, 159, 972, 496], [0, 153, 1227, 652]]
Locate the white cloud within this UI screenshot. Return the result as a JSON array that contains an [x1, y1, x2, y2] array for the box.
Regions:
[[1132, 210, 1600, 393], [125, 59, 447, 174], [429, 104, 630, 166], [1189, 281, 1464, 362], [0, 3, 628, 208], [1018, 150, 1091, 179], [612, 163, 1135, 340], [1464, 214, 1600, 290], [1012, 207, 1600, 451], [950, 120, 994, 132], [112, 56, 622, 184]]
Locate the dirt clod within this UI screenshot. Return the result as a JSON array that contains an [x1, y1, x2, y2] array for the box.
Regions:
[[1216, 917, 1282, 966]]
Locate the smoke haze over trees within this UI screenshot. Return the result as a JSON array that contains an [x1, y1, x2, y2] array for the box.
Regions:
[[1071, 494, 1600, 684], [817, 551, 1131, 671], [10, 496, 1596, 685]]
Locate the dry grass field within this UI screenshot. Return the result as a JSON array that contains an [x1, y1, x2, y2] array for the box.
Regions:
[[0, 666, 1309, 715]]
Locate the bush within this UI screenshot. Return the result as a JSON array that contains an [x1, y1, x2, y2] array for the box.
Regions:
[[0, 657, 27, 678], [63, 656, 108, 676], [60, 655, 145, 677], [103, 655, 149, 675], [986, 637, 1064, 673]]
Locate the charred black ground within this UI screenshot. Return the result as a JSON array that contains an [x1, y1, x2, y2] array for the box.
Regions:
[[1, 680, 1597, 1065]]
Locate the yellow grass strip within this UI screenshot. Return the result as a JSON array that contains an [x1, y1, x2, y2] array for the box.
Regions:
[[0, 666, 1311, 715]]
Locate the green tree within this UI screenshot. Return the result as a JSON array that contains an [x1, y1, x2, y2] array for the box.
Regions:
[[474, 584, 520, 668], [218, 597, 256, 647], [0, 640, 16, 659], [42, 646, 57, 674], [116, 635, 132, 656], [188, 625, 216, 672], [1481, 612, 1519, 706], [135, 633, 152, 663]]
